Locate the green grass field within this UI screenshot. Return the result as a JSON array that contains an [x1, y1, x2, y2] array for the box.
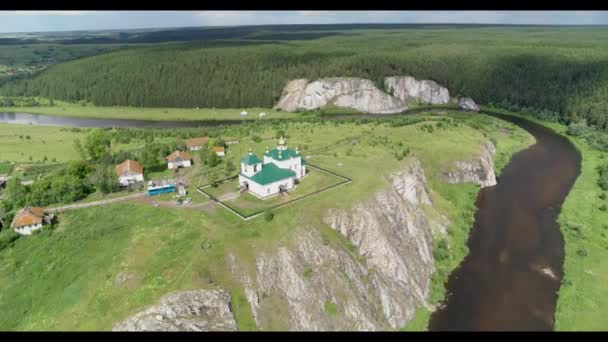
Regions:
[[0, 112, 533, 331], [0, 97, 300, 122], [0, 123, 163, 163]]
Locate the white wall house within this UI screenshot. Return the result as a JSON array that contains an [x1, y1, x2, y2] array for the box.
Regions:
[[116, 159, 144, 187], [167, 151, 193, 169], [11, 207, 53, 236], [238, 137, 307, 199], [186, 137, 209, 151], [213, 146, 225, 157]]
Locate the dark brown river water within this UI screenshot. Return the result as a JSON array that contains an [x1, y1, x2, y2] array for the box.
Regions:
[[429, 112, 581, 331]]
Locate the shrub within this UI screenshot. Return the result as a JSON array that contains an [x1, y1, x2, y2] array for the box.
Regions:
[[0, 230, 21, 252], [264, 209, 274, 221], [567, 119, 588, 136], [251, 135, 262, 143], [599, 192, 607, 200], [600, 204, 607, 212], [598, 164, 608, 191], [433, 239, 450, 261], [324, 301, 338, 317], [577, 249, 588, 257]]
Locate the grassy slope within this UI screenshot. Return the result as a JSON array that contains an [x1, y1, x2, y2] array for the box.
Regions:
[[481, 106, 608, 331], [0, 97, 299, 122], [0, 112, 532, 331]]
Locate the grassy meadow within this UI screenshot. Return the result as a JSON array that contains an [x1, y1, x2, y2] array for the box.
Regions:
[[0, 97, 300, 122], [0, 112, 533, 331]]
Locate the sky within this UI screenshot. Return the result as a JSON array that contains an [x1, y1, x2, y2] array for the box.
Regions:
[[0, 11, 607, 33]]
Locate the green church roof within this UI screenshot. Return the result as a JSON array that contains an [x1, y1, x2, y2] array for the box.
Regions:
[[241, 153, 262, 165], [264, 148, 300, 161], [241, 162, 296, 185]]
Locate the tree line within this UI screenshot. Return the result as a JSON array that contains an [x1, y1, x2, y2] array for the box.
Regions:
[[3, 27, 608, 130]]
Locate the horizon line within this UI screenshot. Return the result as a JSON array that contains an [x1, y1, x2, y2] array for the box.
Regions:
[[2, 22, 608, 35]]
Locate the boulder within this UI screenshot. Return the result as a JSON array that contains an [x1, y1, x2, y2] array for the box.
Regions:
[[458, 97, 480, 111]]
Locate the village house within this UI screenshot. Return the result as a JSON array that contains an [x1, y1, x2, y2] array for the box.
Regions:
[[186, 137, 209, 151], [224, 137, 240, 145], [166, 150, 192, 169], [213, 146, 225, 157], [116, 159, 144, 187], [238, 136, 307, 199], [11, 207, 54, 235]]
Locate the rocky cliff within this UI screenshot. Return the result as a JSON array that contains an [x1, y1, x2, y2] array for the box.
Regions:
[[443, 141, 497, 188], [274, 76, 478, 114], [384, 76, 450, 105], [112, 145, 495, 331], [228, 158, 448, 331], [274, 78, 406, 114], [112, 289, 237, 331]]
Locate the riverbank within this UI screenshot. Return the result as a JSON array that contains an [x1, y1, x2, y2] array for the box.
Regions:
[[481, 106, 608, 331], [403, 112, 536, 331]]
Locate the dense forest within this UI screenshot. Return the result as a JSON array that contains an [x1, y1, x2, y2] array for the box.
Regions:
[[3, 26, 608, 129]]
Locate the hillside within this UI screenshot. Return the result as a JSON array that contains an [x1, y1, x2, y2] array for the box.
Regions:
[[0, 113, 533, 330], [2, 26, 608, 130]]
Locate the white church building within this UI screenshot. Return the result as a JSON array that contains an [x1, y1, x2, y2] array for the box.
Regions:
[[238, 137, 307, 199]]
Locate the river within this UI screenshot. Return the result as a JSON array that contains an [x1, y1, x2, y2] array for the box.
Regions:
[[429, 112, 581, 331], [0, 112, 240, 128]]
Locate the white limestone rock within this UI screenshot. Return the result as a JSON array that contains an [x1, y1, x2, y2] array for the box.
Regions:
[[444, 141, 497, 188], [458, 97, 480, 111], [384, 76, 451, 105], [274, 77, 406, 114], [112, 289, 237, 331]]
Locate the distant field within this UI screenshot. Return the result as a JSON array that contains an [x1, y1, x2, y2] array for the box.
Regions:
[[0, 44, 117, 83], [0, 98, 300, 121], [0, 123, 168, 163]]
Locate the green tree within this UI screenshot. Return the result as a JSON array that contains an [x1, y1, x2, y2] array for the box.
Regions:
[[91, 164, 119, 194], [205, 149, 221, 168], [65, 160, 93, 179], [74, 138, 87, 160], [2, 177, 27, 212], [225, 160, 236, 176], [207, 172, 218, 187], [84, 129, 111, 161]]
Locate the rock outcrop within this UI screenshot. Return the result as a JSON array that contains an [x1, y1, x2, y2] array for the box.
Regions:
[[229, 158, 445, 331], [274, 78, 405, 114], [384, 76, 450, 105], [458, 97, 480, 111], [274, 76, 464, 114], [112, 289, 237, 331], [443, 141, 497, 188]]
